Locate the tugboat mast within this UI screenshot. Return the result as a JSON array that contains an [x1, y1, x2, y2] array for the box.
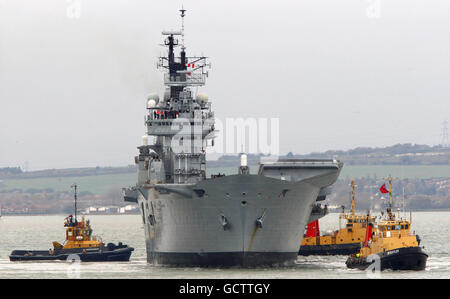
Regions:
[[71, 183, 78, 221], [387, 176, 394, 220], [351, 180, 356, 216]]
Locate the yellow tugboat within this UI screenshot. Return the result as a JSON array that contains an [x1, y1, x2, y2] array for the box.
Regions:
[[346, 177, 428, 271], [10, 184, 134, 262], [299, 180, 377, 255]]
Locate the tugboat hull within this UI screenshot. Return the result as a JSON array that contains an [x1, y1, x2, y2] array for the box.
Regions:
[[346, 246, 428, 271], [299, 243, 361, 256], [9, 244, 134, 262]]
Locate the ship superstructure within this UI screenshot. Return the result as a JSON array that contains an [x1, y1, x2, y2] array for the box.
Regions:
[[123, 9, 343, 267]]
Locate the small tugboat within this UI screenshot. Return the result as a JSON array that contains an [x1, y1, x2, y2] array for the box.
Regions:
[[345, 177, 428, 271], [299, 180, 377, 255], [9, 184, 134, 262]]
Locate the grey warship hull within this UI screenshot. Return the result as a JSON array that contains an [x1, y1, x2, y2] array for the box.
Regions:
[[126, 162, 342, 267], [123, 10, 343, 267]]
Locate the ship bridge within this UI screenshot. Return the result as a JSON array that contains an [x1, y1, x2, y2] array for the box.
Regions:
[[135, 9, 214, 185]]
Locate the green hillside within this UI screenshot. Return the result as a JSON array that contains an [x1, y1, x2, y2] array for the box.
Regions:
[[339, 165, 450, 179], [1, 165, 450, 195], [0, 173, 137, 194]]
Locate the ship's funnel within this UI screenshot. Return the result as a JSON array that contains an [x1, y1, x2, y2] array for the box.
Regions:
[[241, 154, 248, 167]]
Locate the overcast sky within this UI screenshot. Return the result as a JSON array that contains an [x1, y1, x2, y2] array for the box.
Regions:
[[1, 0, 449, 170]]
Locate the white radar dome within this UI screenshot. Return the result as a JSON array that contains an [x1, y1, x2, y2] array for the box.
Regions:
[[147, 99, 157, 109], [147, 93, 159, 103], [196, 93, 209, 103]]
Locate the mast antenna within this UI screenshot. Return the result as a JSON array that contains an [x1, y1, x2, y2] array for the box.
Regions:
[[180, 6, 186, 50]]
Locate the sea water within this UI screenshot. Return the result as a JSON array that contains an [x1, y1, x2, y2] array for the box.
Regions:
[[0, 212, 449, 279]]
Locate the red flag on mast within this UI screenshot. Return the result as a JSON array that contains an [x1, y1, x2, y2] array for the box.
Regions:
[[379, 183, 389, 194]]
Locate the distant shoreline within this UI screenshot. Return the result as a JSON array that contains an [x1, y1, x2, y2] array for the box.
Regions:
[[1, 142, 450, 179], [1, 213, 140, 217]]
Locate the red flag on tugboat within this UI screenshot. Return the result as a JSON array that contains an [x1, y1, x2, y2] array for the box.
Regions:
[[305, 220, 320, 238], [379, 184, 389, 194], [364, 223, 373, 247]]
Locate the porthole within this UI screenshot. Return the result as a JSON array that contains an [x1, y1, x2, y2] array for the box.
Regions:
[[193, 189, 206, 197]]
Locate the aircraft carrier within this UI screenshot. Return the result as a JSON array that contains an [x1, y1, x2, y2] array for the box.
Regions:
[[123, 9, 343, 267]]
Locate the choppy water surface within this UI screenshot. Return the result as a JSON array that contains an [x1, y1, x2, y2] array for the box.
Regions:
[[0, 212, 449, 279]]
